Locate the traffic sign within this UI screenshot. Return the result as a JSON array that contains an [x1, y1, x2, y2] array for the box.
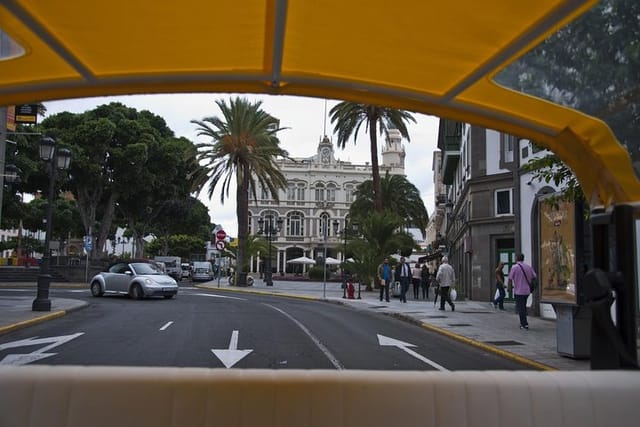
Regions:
[[84, 235, 93, 251], [215, 229, 227, 241], [215, 241, 225, 250]]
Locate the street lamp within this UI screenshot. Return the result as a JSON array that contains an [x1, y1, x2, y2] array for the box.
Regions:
[[333, 219, 360, 299], [32, 137, 71, 312], [257, 216, 283, 286]]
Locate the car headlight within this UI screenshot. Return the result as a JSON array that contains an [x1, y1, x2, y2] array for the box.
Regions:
[[144, 278, 153, 285]]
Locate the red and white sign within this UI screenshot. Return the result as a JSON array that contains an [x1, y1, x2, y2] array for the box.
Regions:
[[215, 241, 225, 250], [215, 229, 227, 241]]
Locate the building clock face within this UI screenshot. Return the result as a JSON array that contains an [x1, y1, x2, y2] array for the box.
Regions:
[[321, 147, 331, 163]]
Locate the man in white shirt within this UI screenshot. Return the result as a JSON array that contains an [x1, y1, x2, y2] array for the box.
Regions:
[[436, 256, 456, 311]]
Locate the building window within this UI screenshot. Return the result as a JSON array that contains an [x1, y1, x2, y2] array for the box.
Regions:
[[261, 186, 270, 200], [344, 184, 354, 203], [296, 184, 305, 201], [326, 183, 336, 202], [495, 189, 512, 215], [315, 183, 325, 201], [319, 213, 330, 237], [287, 211, 304, 236], [501, 134, 514, 163], [287, 183, 296, 201]]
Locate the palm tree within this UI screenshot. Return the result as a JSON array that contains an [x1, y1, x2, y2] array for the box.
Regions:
[[329, 102, 416, 212], [349, 211, 416, 289], [350, 173, 429, 237], [191, 97, 288, 286]]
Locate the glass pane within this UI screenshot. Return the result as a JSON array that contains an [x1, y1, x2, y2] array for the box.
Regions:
[[0, 29, 25, 60]]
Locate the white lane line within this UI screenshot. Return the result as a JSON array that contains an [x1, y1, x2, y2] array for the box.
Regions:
[[159, 321, 174, 331], [193, 293, 246, 301], [264, 303, 344, 370]]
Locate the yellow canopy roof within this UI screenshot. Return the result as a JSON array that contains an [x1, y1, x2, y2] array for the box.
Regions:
[[1, 0, 637, 206]]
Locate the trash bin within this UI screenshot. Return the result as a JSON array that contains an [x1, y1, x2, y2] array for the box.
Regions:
[[555, 304, 591, 359]]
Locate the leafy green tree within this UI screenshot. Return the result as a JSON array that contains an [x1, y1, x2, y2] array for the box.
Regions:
[[191, 97, 289, 286], [146, 197, 211, 255], [350, 173, 429, 236], [146, 234, 207, 260], [330, 103, 416, 212], [40, 103, 200, 259]]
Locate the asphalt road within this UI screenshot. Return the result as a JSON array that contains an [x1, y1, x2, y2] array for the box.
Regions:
[[0, 287, 529, 370]]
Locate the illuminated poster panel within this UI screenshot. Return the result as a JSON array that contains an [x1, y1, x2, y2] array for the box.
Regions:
[[539, 197, 578, 305]]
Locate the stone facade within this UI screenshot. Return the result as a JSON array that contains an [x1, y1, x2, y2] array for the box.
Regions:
[[246, 131, 406, 275]]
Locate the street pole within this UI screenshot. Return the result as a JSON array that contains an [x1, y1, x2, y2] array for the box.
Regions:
[[259, 217, 282, 287], [32, 138, 71, 312], [322, 231, 327, 298]]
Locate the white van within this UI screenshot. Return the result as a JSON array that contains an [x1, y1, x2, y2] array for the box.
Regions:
[[153, 256, 182, 281], [191, 261, 214, 282]]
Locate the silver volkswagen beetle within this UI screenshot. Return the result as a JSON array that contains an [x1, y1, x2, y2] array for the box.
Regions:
[[89, 261, 178, 299]]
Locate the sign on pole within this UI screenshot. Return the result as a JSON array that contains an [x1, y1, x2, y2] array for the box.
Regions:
[[216, 229, 227, 242]]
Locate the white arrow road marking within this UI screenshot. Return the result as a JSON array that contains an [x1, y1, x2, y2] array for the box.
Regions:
[[159, 321, 174, 331], [194, 293, 246, 301], [377, 334, 449, 371], [211, 330, 253, 368], [0, 332, 84, 365]]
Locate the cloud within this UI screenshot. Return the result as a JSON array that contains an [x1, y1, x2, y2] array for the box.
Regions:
[[45, 94, 439, 236]]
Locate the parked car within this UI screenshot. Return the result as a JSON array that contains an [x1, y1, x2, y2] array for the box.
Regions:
[[89, 261, 178, 299], [191, 261, 214, 282], [180, 263, 191, 280]]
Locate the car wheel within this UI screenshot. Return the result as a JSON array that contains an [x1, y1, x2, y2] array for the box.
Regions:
[[90, 281, 103, 297], [164, 295, 174, 299], [130, 283, 144, 300]]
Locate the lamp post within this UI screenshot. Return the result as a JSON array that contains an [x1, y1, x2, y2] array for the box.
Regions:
[[32, 137, 71, 312], [333, 219, 359, 299], [258, 217, 283, 286]]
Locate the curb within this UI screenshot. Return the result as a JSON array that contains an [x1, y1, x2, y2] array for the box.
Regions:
[[0, 300, 89, 336], [0, 311, 66, 335]]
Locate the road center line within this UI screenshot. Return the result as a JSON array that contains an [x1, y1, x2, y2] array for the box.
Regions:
[[263, 303, 344, 370], [159, 321, 173, 331]]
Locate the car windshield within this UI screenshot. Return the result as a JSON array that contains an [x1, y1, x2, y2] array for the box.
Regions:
[[131, 263, 163, 275], [494, 0, 639, 178]]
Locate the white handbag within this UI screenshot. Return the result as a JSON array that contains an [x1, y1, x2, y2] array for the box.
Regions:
[[494, 288, 500, 300], [450, 288, 457, 301]]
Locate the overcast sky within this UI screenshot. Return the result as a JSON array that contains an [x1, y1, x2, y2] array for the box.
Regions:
[[44, 94, 440, 236]]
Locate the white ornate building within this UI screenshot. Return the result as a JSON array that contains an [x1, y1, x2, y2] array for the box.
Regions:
[[246, 130, 406, 275]]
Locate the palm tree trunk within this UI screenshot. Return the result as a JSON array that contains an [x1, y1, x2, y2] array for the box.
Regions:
[[236, 169, 250, 286], [368, 109, 383, 212]]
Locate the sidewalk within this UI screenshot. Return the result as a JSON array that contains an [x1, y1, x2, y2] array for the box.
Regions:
[[0, 279, 591, 370]]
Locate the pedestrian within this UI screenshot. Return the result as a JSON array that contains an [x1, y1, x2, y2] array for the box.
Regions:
[[412, 262, 421, 299], [436, 256, 455, 311], [396, 256, 411, 303], [420, 264, 430, 299], [377, 257, 391, 302], [507, 253, 537, 330], [492, 261, 506, 310]]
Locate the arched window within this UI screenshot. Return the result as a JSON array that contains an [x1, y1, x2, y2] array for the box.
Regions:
[[296, 183, 306, 201], [287, 183, 296, 201], [315, 183, 325, 201], [319, 213, 330, 237], [345, 184, 355, 203], [326, 183, 336, 202], [287, 211, 304, 236]]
